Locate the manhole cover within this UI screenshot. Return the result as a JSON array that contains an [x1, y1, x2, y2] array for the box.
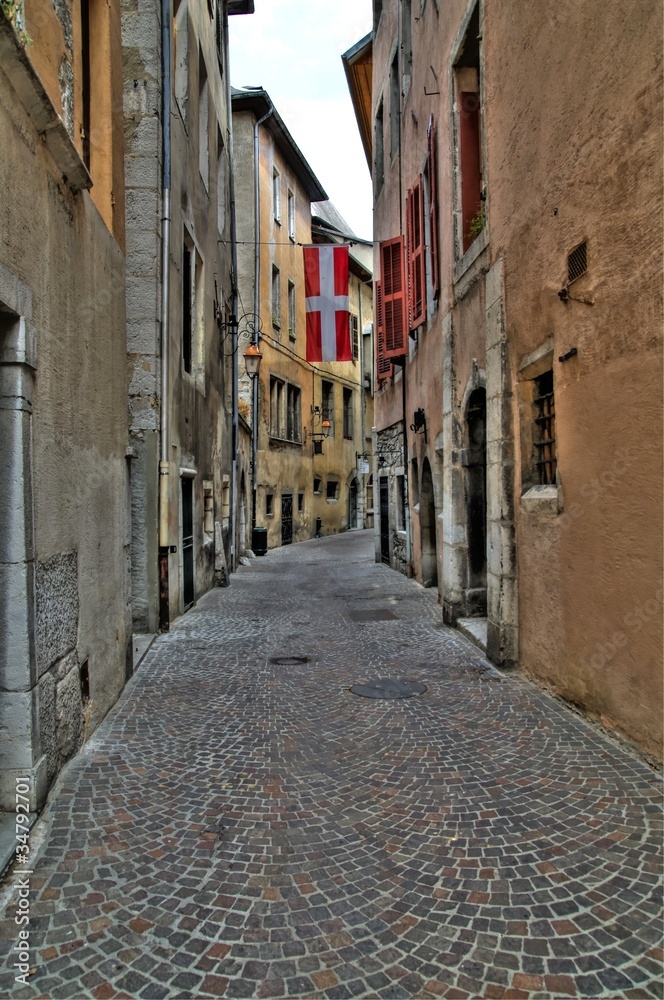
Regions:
[[350, 679, 427, 699], [269, 656, 310, 666], [348, 609, 399, 622]]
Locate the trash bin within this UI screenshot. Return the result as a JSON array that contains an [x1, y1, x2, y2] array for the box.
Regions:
[[252, 526, 268, 556]]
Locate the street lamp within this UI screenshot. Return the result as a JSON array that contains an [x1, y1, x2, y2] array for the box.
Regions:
[[243, 342, 262, 377]]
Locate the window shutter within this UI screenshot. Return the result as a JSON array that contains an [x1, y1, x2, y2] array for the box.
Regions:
[[381, 237, 407, 358], [410, 178, 426, 329], [375, 279, 392, 383], [428, 116, 440, 298]]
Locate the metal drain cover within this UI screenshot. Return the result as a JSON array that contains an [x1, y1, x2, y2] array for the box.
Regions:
[[269, 655, 310, 666], [348, 609, 399, 622], [350, 679, 427, 699]]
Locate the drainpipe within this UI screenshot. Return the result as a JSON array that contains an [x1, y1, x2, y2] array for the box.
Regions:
[[357, 283, 365, 529], [224, 6, 239, 572], [158, 0, 172, 629], [251, 103, 273, 530]]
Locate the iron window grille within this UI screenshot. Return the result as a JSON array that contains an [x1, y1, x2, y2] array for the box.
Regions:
[[534, 370, 557, 485], [567, 241, 587, 285]]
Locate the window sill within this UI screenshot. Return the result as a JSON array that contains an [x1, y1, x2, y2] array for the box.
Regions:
[[0, 12, 91, 192], [453, 227, 488, 287], [269, 435, 302, 447], [521, 484, 559, 515], [326, 497, 338, 504]]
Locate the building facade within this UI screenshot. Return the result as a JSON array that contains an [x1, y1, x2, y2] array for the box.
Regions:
[[232, 88, 374, 552], [122, 0, 252, 632], [351, 0, 662, 759], [0, 0, 130, 809]]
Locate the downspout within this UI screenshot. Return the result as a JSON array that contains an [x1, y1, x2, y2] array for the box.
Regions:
[[158, 0, 172, 629], [224, 5, 239, 572], [357, 282, 365, 529], [397, 2, 411, 575], [251, 104, 273, 530]]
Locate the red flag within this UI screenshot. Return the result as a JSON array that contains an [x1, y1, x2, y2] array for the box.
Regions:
[[303, 245, 352, 362]]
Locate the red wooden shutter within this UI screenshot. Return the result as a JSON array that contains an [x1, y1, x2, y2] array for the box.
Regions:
[[381, 237, 407, 358], [375, 279, 392, 383], [460, 92, 481, 253], [427, 116, 440, 298], [411, 177, 426, 328], [406, 187, 414, 329]]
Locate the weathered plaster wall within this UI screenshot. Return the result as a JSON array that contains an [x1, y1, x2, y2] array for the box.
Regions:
[[0, 27, 129, 807], [485, 0, 663, 756]]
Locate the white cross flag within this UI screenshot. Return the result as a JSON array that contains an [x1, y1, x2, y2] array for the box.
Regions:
[[304, 245, 352, 363]]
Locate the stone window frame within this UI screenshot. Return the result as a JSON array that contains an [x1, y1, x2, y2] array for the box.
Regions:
[[518, 340, 560, 514]]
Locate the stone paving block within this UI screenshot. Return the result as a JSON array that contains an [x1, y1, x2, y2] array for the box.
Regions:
[[0, 531, 661, 998]]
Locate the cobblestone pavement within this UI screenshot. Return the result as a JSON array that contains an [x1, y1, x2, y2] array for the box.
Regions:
[[1, 531, 662, 1000]]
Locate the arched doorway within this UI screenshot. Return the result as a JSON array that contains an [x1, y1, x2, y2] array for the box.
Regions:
[[465, 388, 487, 614], [420, 459, 438, 588]]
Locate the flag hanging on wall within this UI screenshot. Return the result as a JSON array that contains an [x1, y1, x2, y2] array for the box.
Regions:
[[303, 244, 352, 362]]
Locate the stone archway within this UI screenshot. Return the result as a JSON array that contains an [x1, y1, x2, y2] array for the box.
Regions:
[[420, 459, 438, 588]]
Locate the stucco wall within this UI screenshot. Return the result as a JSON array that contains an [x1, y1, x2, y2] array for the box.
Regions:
[[0, 31, 129, 807], [485, 0, 663, 756]]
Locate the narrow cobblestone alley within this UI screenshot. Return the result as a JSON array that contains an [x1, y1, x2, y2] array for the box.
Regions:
[[1, 531, 662, 1000]]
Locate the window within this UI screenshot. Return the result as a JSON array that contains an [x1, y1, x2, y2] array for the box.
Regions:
[[288, 280, 296, 340], [174, 0, 189, 125], [198, 52, 209, 189], [389, 53, 400, 162], [327, 480, 339, 502], [297, 492, 304, 513], [380, 238, 407, 358], [534, 370, 557, 485], [363, 329, 373, 386], [321, 380, 334, 435], [266, 493, 274, 516], [454, 3, 483, 256], [270, 377, 284, 436], [374, 101, 384, 198], [272, 265, 281, 329], [287, 190, 295, 241], [373, 0, 383, 32], [366, 475, 374, 513], [350, 313, 359, 360], [273, 168, 281, 223], [568, 241, 588, 284], [182, 241, 193, 373], [427, 116, 440, 298], [182, 235, 203, 378], [343, 387, 354, 440], [401, 0, 412, 93], [313, 477, 322, 494], [406, 179, 426, 330], [270, 376, 300, 443], [286, 384, 301, 442], [216, 128, 226, 235]]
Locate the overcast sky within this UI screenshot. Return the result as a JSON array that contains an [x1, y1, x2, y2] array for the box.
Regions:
[[228, 1, 373, 241]]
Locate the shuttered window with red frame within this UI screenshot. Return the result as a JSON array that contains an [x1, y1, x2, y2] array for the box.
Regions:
[[380, 237, 407, 358], [374, 279, 392, 383], [427, 116, 440, 298], [406, 178, 426, 330]]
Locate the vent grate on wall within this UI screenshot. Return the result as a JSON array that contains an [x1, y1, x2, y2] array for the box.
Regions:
[[567, 241, 587, 284]]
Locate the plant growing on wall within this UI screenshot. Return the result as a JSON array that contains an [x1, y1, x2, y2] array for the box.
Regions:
[[468, 203, 485, 243], [1, 0, 29, 44]]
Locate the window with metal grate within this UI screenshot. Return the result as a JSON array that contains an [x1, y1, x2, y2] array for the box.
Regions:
[[567, 241, 587, 284], [534, 370, 557, 485]]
